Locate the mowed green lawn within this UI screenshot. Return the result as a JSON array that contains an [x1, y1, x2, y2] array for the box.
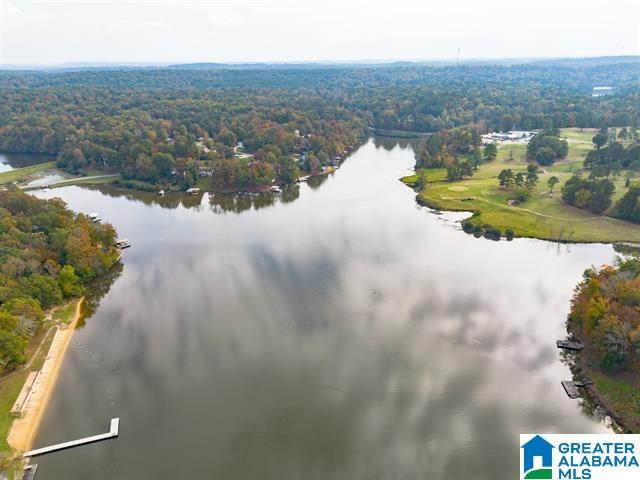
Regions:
[[0, 162, 56, 185], [403, 128, 640, 243]]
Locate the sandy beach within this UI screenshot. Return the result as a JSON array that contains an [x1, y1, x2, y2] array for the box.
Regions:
[[7, 298, 84, 453]]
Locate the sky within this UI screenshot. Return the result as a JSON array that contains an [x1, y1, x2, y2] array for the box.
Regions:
[[1, 0, 640, 66]]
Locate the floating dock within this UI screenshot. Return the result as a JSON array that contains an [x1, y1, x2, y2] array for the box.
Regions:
[[23, 418, 119, 457], [561, 381, 581, 399], [556, 339, 584, 351]]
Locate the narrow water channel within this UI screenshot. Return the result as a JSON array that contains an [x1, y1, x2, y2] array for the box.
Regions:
[[32, 138, 613, 479]]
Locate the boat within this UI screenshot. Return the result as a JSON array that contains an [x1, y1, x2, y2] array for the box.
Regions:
[[115, 239, 131, 249], [158, 189, 165, 196], [88, 213, 101, 223], [185, 187, 201, 195], [270, 186, 281, 193]]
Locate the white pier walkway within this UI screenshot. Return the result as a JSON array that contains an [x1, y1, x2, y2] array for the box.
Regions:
[[23, 418, 119, 457]]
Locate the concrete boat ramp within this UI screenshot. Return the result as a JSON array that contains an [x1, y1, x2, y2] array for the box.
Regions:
[[23, 418, 119, 458]]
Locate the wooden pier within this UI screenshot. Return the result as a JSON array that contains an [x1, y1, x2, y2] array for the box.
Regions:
[[556, 339, 584, 351], [561, 381, 581, 399], [23, 418, 119, 457]]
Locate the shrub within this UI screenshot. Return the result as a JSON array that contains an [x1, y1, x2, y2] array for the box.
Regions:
[[483, 226, 502, 241], [515, 190, 530, 203], [462, 221, 474, 234]]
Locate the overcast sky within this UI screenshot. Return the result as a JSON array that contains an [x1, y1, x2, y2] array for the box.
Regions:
[[1, 0, 639, 65]]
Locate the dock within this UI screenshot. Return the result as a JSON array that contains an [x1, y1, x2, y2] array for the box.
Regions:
[[556, 339, 584, 351], [561, 381, 581, 399], [574, 378, 594, 388], [23, 418, 119, 457]]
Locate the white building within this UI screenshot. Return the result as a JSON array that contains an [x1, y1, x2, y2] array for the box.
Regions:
[[592, 86, 615, 97], [481, 131, 538, 143]]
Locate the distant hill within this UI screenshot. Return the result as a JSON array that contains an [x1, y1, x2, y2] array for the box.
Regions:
[[2, 56, 639, 73], [530, 56, 640, 67]]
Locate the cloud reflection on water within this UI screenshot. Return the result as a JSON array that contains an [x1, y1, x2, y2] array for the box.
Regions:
[[34, 139, 614, 479]]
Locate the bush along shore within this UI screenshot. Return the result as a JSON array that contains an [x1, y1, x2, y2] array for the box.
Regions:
[[566, 257, 640, 433]]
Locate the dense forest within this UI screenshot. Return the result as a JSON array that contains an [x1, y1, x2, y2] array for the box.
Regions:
[[0, 189, 120, 371], [1, 61, 639, 190], [570, 258, 640, 370], [567, 257, 640, 431]]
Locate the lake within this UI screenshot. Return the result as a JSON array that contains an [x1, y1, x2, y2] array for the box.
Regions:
[[32, 138, 614, 479], [0, 152, 55, 173]]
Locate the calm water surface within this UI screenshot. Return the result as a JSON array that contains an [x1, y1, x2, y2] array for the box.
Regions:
[[33, 139, 614, 479]]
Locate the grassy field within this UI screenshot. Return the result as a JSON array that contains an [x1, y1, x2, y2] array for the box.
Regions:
[[44, 174, 120, 189], [402, 128, 640, 243], [590, 371, 640, 432], [0, 160, 121, 191], [0, 329, 54, 473], [0, 162, 57, 185]]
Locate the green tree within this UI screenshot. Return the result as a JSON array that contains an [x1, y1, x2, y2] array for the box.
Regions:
[[593, 132, 608, 150], [483, 143, 498, 161], [0, 329, 26, 370], [498, 169, 514, 189], [58, 265, 85, 297], [547, 176, 559, 192]]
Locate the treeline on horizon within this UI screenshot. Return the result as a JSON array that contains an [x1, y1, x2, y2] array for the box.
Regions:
[[0, 189, 120, 371], [0, 62, 639, 190]]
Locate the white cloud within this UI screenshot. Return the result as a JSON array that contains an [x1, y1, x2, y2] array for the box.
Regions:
[[0, 0, 25, 27], [1, 0, 639, 65]]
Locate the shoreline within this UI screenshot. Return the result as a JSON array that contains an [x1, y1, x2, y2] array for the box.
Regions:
[[403, 179, 640, 245], [7, 298, 84, 454], [568, 340, 640, 434]]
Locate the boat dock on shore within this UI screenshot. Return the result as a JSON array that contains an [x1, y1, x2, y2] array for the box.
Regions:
[[561, 380, 581, 399], [556, 339, 584, 351], [23, 418, 120, 457]]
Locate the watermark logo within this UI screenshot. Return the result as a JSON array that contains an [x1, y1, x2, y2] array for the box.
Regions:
[[521, 435, 554, 479], [520, 434, 640, 480]]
